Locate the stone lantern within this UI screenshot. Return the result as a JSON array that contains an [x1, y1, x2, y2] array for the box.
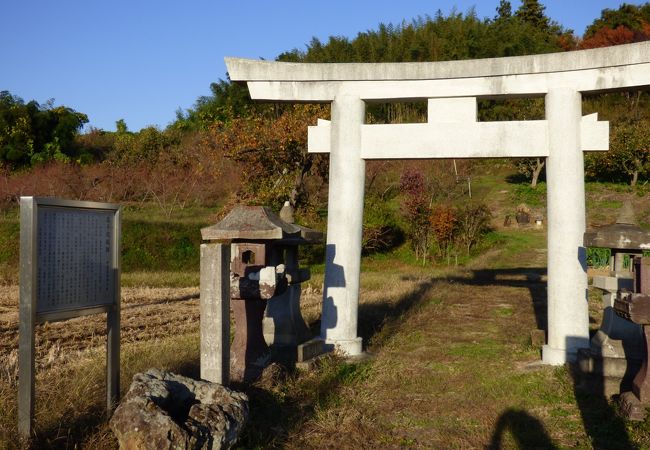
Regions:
[[201, 205, 322, 383], [579, 201, 650, 395]]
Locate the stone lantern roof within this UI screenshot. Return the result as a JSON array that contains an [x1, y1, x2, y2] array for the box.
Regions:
[[201, 205, 322, 244], [584, 201, 650, 251]]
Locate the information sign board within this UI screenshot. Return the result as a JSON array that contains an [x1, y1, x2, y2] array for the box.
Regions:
[[36, 205, 116, 315], [18, 197, 121, 438]]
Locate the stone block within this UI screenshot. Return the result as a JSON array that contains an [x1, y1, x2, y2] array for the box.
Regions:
[[297, 338, 325, 363], [592, 275, 634, 292], [200, 243, 230, 385]]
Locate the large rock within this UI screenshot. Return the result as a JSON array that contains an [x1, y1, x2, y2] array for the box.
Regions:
[[110, 369, 248, 450]]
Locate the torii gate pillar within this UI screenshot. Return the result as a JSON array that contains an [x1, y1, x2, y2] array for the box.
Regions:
[[321, 93, 365, 355], [543, 88, 590, 364]]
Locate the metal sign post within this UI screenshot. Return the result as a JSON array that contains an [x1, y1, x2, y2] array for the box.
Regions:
[[18, 197, 121, 439]]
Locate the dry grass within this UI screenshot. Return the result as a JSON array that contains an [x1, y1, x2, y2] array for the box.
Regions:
[[244, 229, 649, 450], [0, 331, 201, 449], [0, 226, 649, 448], [0, 286, 202, 449]]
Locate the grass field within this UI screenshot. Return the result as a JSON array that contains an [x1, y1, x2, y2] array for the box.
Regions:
[[1, 176, 650, 448]]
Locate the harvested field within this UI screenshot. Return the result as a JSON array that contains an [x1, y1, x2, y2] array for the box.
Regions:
[[0, 285, 323, 384], [0, 287, 200, 379]]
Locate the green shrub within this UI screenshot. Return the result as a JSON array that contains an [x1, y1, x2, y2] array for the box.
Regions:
[[586, 247, 610, 268], [455, 202, 493, 255], [0, 220, 19, 267], [363, 196, 403, 255], [121, 220, 202, 272], [512, 182, 546, 207]]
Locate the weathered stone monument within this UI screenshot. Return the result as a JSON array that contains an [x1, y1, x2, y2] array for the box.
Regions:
[[18, 197, 121, 438], [225, 41, 650, 364]]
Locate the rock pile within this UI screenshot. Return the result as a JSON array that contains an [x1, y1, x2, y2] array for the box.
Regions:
[[110, 369, 248, 449]]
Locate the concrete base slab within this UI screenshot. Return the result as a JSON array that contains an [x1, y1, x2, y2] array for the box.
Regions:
[[325, 337, 363, 356], [295, 353, 328, 371], [542, 345, 574, 365], [577, 348, 641, 380], [269, 338, 328, 371], [592, 275, 633, 291]]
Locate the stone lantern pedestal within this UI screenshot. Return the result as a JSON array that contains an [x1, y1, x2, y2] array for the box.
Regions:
[[201, 205, 323, 383]]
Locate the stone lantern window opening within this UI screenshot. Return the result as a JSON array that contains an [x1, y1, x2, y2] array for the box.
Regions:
[[242, 250, 256, 266]]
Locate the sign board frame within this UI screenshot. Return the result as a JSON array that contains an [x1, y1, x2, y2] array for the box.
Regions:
[[18, 197, 121, 438]]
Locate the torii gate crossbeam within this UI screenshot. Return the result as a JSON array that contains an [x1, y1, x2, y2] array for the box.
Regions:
[[226, 42, 650, 365]]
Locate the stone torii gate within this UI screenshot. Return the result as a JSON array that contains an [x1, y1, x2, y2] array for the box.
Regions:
[[225, 42, 650, 365]]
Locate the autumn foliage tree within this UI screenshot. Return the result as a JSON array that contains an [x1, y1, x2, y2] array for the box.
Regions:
[[430, 203, 456, 261], [580, 3, 650, 49], [400, 169, 432, 262], [455, 203, 492, 255], [203, 104, 329, 210]]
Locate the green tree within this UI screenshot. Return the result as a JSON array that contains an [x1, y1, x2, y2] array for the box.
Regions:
[[495, 0, 512, 20], [0, 91, 87, 168], [610, 119, 650, 186], [515, 0, 550, 31], [115, 119, 128, 134]]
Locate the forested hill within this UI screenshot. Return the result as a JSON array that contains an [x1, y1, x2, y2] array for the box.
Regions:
[[277, 2, 569, 64], [1, 0, 650, 211]]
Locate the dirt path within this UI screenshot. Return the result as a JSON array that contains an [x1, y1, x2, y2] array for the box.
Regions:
[[275, 230, 644, 450]]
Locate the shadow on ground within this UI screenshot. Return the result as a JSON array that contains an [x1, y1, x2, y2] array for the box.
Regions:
[[358, 279, 437, 348], [487, 408, 558, 450], [237, 279, 440, 448], [447, 267, 637, 449], [447, 267, 548, 330], [569, 364, 637, 450]]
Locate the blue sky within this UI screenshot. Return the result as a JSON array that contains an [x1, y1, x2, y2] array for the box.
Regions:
[[1, 1, 643, 132]]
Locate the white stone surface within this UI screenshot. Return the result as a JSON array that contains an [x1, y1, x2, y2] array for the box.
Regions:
[[320, 94, 365, 356], [243, 60, 650, 102], [582, 113, 610, 151], [360, 121, 549, 158], [428, 97, 477, 123], [307, 119, 330, 153], [258, 266, 276, 285], [226, 42, 650, 82], [542, 88, 590, 365], [308, 112, 608, 158]]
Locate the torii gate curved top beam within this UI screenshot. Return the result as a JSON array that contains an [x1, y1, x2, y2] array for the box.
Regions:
[[226, 41, 650, 101], [224, 42, 650, 365]]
